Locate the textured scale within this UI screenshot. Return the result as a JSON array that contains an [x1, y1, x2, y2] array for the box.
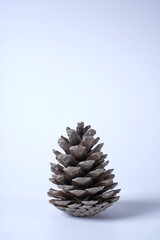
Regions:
[[48, 122, 121, 217]]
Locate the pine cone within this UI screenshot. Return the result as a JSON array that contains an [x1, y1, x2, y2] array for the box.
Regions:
[[48, 122, 120, 217]]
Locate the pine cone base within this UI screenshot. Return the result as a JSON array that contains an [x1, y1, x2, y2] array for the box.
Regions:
[[50, 199, 118, 217], [48, 122, 120, 217]]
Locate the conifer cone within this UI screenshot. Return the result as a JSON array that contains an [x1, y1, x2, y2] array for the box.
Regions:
[[48, 122, 120, 217]]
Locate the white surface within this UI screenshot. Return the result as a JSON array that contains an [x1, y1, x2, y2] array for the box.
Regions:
[[1, 0, 160, 239], [1, 197, 160, 240]]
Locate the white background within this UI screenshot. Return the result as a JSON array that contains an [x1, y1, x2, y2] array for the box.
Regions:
[[0, 0, 160, 239]]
